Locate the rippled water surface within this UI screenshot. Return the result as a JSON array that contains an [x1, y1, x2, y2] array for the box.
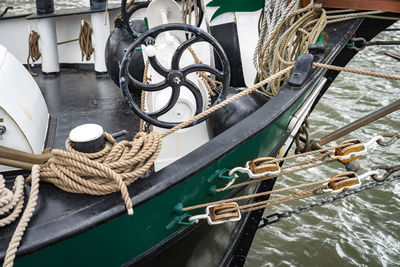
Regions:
[[246, 23, 400, 267], [1, 1, 399, 266]]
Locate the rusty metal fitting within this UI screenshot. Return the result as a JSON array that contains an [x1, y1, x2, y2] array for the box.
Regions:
[[376, 132, 400, 146]]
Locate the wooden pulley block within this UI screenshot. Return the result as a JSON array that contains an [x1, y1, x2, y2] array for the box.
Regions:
[[335, 139, 365, 163], [249, 157, 280, 175], [326, 172, 360, 193]]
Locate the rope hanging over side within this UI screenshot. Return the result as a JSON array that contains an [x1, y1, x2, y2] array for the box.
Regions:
[[3, 165, 40, 267], [31, 131, 162, 214], [79, 21, 94, 61], [0, 176, 24, 228], [27, 30, 41, 76]]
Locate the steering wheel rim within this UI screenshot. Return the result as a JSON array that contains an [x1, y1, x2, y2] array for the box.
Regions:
[[120, 0, 150, 35], [119, 23, 231, 129], [120, 0, 204, 36]]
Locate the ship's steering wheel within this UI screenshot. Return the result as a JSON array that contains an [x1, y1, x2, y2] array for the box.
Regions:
[[119, 23, 231, 129]]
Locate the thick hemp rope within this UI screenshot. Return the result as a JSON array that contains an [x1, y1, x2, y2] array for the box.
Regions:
[[27, 30, 41, 76], [2, 165, 40, 267], [28, 132, 162, 215], [0, 176, 24, 228], [79, 21, 94, 61]]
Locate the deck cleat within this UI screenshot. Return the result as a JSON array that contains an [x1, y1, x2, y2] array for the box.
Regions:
[[188, 202, 241, 225], [324, 170, 379, 193], [331, 136, 383, 163]]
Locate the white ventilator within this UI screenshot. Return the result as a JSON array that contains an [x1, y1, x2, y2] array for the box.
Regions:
[[0, 44, 49, 171]]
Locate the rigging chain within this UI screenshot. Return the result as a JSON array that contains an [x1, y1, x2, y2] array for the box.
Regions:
[[259, 169, 400, 228], [187, 166, 400, 226], [216, 134, 398, 192]]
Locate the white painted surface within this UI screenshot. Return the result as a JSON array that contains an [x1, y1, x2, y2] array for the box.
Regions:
[[38, 17, 60, 73], [0, 10, 118, 66], [69, 123, 104, 142], [142, 2, 211, 170], [91, 11, 111, 72], [56, 14, 93, 64], [236, 11, 260, 87], [0, 45, 49, 171]]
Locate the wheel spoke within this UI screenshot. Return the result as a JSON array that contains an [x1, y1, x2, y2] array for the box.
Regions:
[[148, 55, 169, 77], [171, 36, 202, 69], [182, 80, 203, 115], [181, 64, 224, 79], [127, 73, 168, 91], [147, 86, 181, 118]]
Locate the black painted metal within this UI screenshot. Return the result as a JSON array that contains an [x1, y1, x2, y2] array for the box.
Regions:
[[35, 0, 54, 15], [207, 87, 269, 137], [210, 22, 246, 87], [288, 54, 314, 87], [120, 23, 231, 129]]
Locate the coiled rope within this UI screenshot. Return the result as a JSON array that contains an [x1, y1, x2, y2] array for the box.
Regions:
[[28, 131, 162, 214], [78, 21, 94, 61], [27, 30, 41, 76]]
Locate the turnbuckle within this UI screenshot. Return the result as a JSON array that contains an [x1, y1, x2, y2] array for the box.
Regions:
[[330, 136, 383, 163], [188, 202, 241, 225], [323, 170, 379, 193]]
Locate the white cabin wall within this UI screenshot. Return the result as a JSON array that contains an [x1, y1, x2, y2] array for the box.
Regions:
[[56, 14, 93, 64], [0, 17, 39, 64], [0, 9, 119, 66]]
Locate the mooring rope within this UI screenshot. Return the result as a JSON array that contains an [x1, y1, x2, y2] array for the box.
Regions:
[[0, 176, 24, 228], [78, 21, 94, 61], [2, 165, 40, 267], [27, 30, 41, 76], [28, 132, 162, 214]]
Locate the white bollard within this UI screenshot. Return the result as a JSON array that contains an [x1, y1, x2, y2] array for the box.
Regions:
[[90, 12, 110, 74], [37, 17, 59, 74]]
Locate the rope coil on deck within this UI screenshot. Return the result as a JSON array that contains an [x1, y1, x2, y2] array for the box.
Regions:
[[29, 131, 162, 214]]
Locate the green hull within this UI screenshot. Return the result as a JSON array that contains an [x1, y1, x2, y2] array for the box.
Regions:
[[15, 78, 320, 267]]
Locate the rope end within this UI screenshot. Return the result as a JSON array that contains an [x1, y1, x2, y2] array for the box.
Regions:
[[127, 208, 134, 215]]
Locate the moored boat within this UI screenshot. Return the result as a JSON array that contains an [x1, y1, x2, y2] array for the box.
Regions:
[[0, 1, 398, 266]]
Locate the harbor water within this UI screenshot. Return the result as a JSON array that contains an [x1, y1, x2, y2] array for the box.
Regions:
[[1, 2, 399, 266]]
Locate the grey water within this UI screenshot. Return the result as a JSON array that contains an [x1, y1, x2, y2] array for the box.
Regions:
[[1, 2, 399, 266]]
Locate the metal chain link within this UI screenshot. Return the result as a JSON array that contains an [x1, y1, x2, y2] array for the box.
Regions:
[[258, 175, 399, 228]]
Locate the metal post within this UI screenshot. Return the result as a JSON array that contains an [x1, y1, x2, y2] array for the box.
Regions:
[[35, 0, 54, 15], [317, 99, 400, 146]]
